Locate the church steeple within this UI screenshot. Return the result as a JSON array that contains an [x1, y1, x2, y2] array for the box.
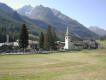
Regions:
[[64, 27, 71, 50], [65, 27, 70, 36]]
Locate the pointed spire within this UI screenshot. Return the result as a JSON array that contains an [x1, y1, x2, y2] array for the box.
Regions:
[[66, 27, 70, 35]]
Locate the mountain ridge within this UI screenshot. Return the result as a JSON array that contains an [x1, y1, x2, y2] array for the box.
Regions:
[[17, 5, 33, 16], [0, 3, 98, 43], [89, 26, 106, 36], [17, 5, 98, 38]]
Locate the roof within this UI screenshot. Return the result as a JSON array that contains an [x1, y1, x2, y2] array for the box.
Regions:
[[28, 40, 39, 44]]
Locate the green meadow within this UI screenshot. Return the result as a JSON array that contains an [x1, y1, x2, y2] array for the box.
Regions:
[[0, 41, 106, 80]]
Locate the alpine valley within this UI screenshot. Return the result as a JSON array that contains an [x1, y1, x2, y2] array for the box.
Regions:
[[0, 3, 98, 42]]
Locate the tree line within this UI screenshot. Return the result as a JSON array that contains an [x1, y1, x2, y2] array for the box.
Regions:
[[0, 23, 57, 52], [0, 24, 20, 43], [39, 25, 57, 50], [99, 35, 106, 40], [19, 24, 57, 52]]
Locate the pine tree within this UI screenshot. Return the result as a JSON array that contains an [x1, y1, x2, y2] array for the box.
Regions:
[[44, 33, 48, 50], [51, 27, 57, 50], [19, 24, 29, 53], [44, 25, 52, 50], [48, 25, 53, 50], [39, 32, 44, 49]]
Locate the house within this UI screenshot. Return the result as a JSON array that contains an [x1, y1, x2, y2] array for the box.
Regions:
[[0, 39, 39, 50], [57, 27, 98, 50], [27, 40, 39, 49]]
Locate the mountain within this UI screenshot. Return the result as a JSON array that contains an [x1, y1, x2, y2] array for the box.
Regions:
[[0, 3, 67, 42], [0, 3, 98, 43], [0, 3, 46, 42], [17, 5, 98, 38], [17, 5, 33, 16], [89, 26, 106, 36]]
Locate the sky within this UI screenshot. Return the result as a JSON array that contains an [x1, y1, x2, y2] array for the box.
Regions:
[[0, 0, 106, 30]]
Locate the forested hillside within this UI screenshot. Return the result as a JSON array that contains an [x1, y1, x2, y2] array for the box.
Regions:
[[0, 3, 98, 43]]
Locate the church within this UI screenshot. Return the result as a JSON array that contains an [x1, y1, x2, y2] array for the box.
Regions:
[[64, 27, 74, 50], [57, 27, 98, 50]]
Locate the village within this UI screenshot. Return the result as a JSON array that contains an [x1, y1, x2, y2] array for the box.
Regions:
[[0, 27, 99, 54], [0, 1, 106, 80]]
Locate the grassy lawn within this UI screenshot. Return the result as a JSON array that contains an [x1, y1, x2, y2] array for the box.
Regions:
[[0, 41, 106, 80]]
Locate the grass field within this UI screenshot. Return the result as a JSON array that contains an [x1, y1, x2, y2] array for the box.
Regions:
[[0, 41, 106, 80]]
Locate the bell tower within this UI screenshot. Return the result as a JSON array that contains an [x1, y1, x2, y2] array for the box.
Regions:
[[64, 27, 71, 50]]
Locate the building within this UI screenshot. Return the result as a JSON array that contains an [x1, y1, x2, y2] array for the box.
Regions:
[[64, 27, 75, 50], [13, 40, 39, 50], [57, 41, 65, 50], [62, 27, 98, 50], [27, 40, 39, 49], [0, 39, 39, 50], [0, 35, 13, 47]]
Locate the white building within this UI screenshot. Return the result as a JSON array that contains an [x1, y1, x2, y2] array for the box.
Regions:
[[63, 27, 98, 50], [0, 35, 13, 47], [64, 27, 74, 50]]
